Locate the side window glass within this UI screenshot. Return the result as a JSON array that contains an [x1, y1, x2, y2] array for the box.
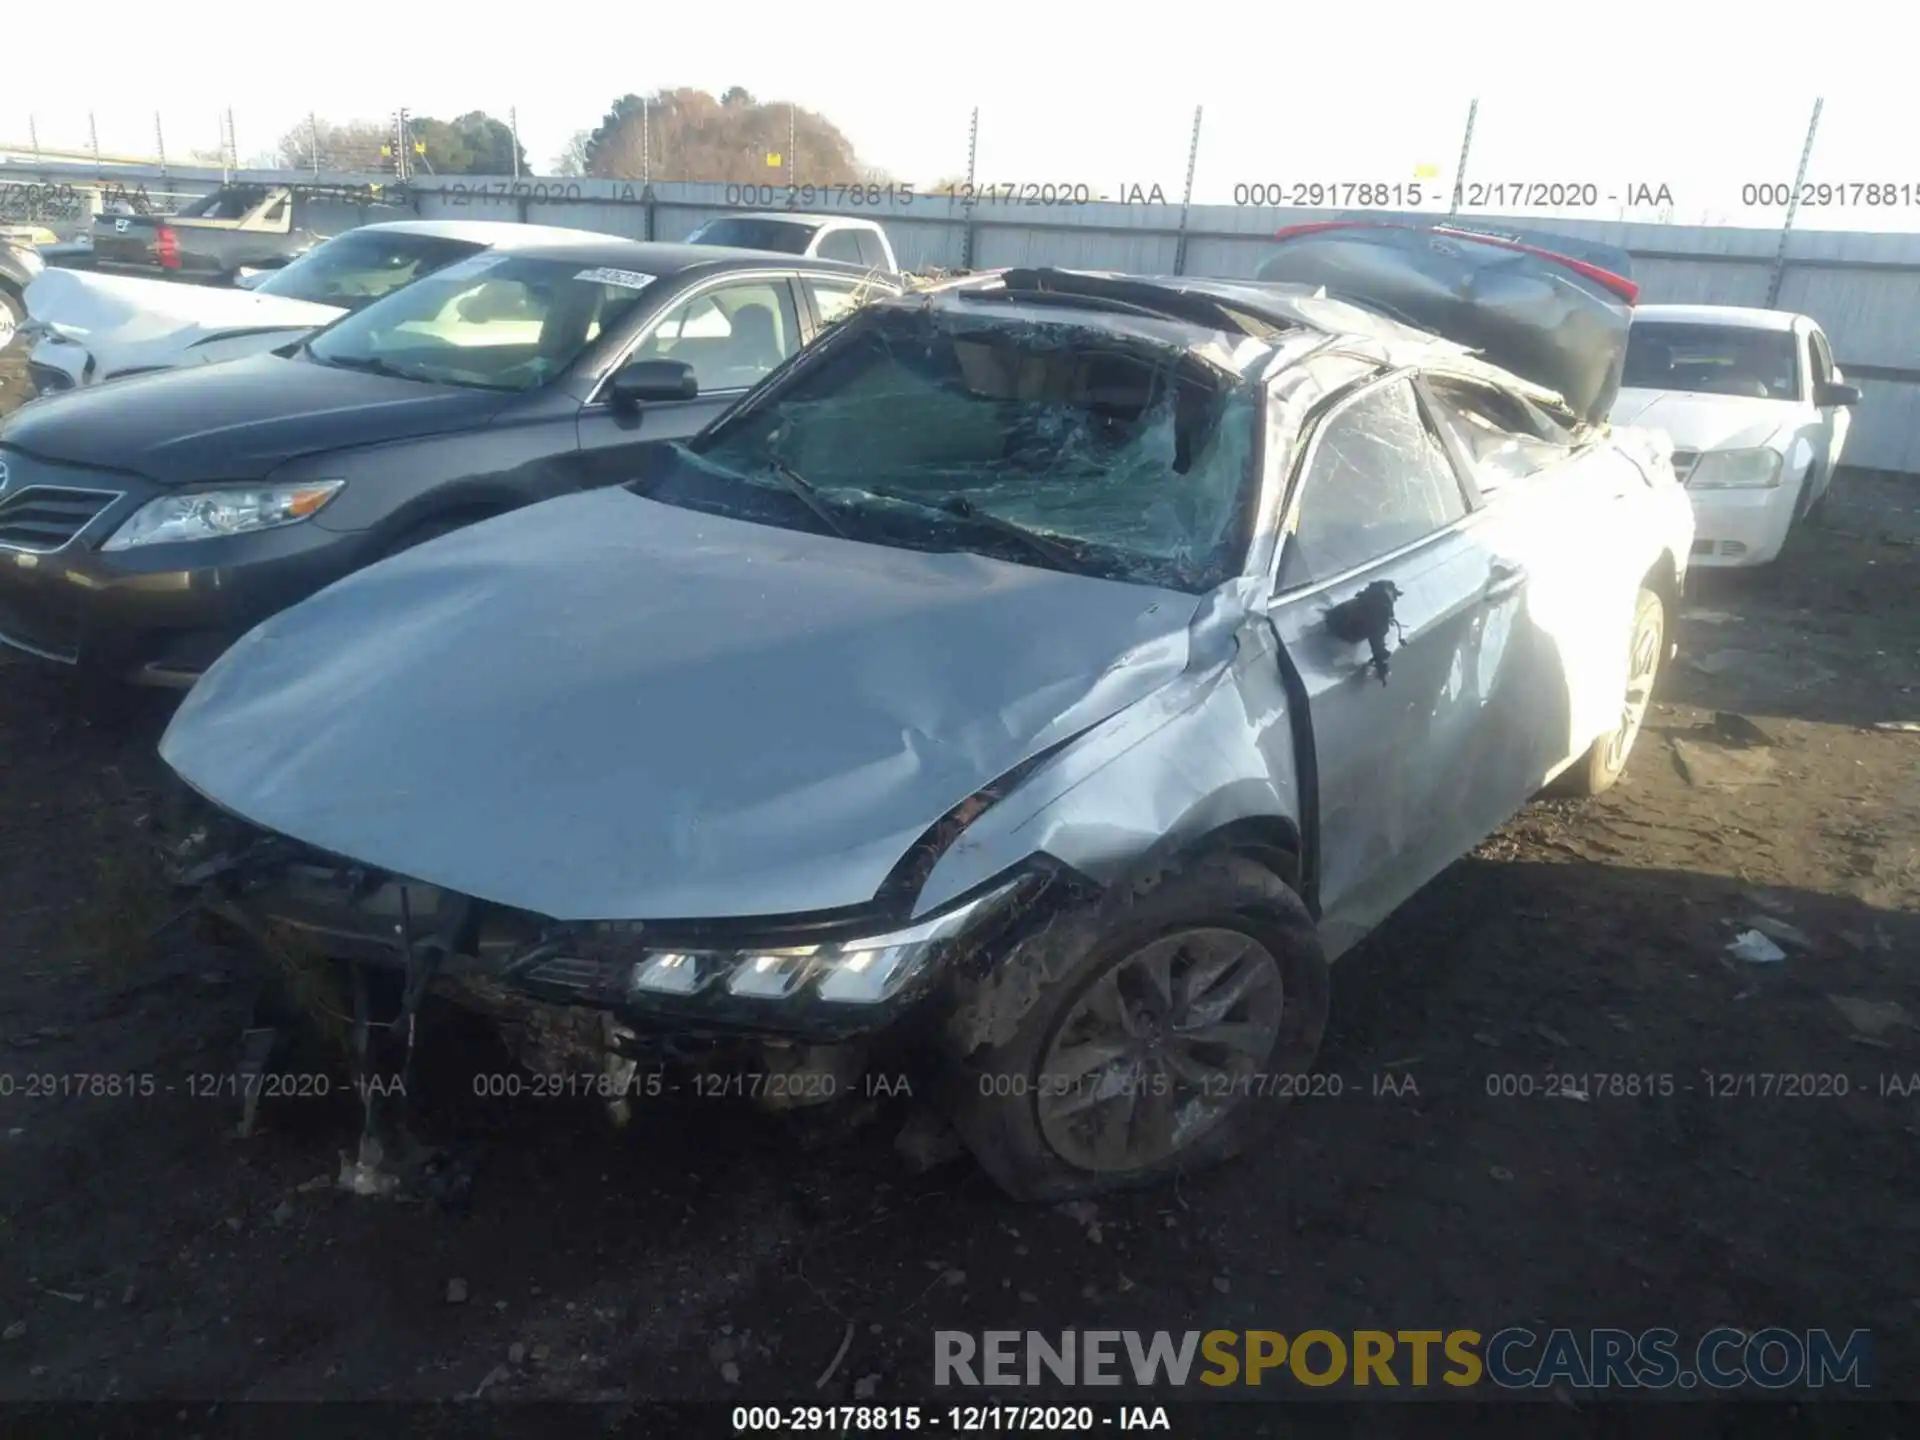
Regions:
[[817, 230, 864, 263], [808, 278, 885, 327], [629, 280, 801, 394], [1809, 332, 1834, 387], [1282, 379, 1468, 587], [854, 230, 887, 269], [1422, 375, 1571, 496]]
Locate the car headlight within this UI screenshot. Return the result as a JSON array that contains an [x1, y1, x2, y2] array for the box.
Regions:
[[626, 878, 1026, 1006], [101, 480, 345, 551], [1686, 447, 1783, 489]]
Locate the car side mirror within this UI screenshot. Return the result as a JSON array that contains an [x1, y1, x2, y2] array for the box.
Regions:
[[609, 359, 698, 406], [1817, 380, 1861, 407]]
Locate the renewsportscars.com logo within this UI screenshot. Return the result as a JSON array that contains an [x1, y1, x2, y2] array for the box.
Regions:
[[933, 1328, 1873, 1391]]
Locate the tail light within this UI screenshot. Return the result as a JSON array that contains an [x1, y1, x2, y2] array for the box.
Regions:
[[156, 226, 179, 270]]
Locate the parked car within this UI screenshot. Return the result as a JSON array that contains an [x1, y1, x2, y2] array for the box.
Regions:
[[21, 221, 615, 394], [156, 227, 1694, 1202], [88, 182, 418, 283], [0, 240, 897, 684], [0, 233, 44, 349], [685, 212, 897, 274], [1611, 304, 1860, 567]]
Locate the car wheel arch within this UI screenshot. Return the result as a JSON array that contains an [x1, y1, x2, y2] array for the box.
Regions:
[[377, 501, 516, 557]]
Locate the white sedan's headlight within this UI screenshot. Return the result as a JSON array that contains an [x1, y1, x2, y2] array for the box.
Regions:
[[1687, 447, 1783, 489], [102, 480, 345, 551]]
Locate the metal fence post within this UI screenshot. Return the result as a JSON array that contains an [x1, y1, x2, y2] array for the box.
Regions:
[[961, 106, 979, 270], [1173, 105, 1204, 276], [310, 112, 321, 175], [155, 113, 167, 176], [1448, 99, 1478, 216], [510, 107, 521, 180], [89, 112, 100, 175], [1767, 97, 1823, 308]]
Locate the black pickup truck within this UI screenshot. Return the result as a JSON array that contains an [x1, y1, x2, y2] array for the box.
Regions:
[[89, 183, 418, 284]]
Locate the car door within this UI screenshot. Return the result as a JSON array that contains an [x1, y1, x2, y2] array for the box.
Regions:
[[1418, 370, 1635, 792], [1807, 326, 1849, 490], [574, 273, 806, 488], [1263, 372, 1520, 956]]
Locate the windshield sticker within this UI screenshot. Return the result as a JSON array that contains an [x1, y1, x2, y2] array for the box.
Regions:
[[576, 267, 657, 290]]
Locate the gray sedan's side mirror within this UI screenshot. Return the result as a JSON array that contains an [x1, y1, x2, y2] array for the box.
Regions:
[[609, 359, 698, 406], [1817, 380, 1862, 408]]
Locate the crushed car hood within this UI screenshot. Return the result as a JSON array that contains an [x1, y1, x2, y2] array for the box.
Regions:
[[0, 351, 507, 484], [160, 487, 1201, 922], [1608, 389, 1797, 452]]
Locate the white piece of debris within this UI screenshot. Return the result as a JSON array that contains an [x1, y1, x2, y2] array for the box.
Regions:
[[1727, 930, 1787, 964], [1873, 721, 1920, 733], [1747, 915, 1813, 950]]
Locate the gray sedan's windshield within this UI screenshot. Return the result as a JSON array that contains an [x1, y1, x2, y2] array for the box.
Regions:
[[676, 309, 1260, 591], [305, 253, 656, 391]]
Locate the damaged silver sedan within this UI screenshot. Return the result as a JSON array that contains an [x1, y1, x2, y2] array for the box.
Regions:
[[157, 224, 1696, 1201]]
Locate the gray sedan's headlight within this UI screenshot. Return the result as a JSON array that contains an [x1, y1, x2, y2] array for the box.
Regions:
[[628, 879, 1023, 1006], [102, 480, 345, 551], [1687, 448, 1783, 489]]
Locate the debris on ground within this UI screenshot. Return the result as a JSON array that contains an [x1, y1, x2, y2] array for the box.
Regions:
[[446, 1278, 469, 1305], [1671, 734, 1779, 789], [1872, 721, 1920, 733], [1727, 931, 1788, 965], [1829, 996, 1912, 1039], [1747, 915, 1814, 950], [1712, 712, 1774, 748], [894, 1108, 966, 1173], [814, 1321, 855, 1389]]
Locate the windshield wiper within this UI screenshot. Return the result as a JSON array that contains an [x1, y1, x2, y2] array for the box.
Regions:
[[761, 460, 854, 540], [859, 486, 1081, 569], [304, 344, 411, 381]]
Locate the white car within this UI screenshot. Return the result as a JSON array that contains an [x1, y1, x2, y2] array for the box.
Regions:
[[1610, 304, 1860, 567], [21, 220, 612, 394]]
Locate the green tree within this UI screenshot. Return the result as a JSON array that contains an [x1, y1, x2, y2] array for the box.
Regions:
[[582, 88, 865, 185], [408, 112, 528, 176]]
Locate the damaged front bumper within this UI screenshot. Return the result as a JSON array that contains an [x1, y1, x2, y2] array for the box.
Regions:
[[165, 795, 1043, 1055]]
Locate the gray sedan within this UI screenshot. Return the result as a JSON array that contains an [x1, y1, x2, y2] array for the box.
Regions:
[[159, 231, 1695, 1201]]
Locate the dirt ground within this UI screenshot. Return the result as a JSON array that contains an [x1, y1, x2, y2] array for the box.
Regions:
[[2, 343, 1918, 1422]]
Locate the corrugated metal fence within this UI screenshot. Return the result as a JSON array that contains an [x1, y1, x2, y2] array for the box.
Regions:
[[9, 160, 1920, 472]]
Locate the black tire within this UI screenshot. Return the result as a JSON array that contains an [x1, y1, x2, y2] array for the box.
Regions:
[[1553, 585, 1665, 799], [939, 852, 1329, 1203]]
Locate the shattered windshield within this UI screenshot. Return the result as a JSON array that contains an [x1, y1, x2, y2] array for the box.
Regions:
[[651, 308, 1260, 592]]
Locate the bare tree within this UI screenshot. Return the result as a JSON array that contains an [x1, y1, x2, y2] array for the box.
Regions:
[[276, 118, 390, 173], [552, 130, 592, 177]]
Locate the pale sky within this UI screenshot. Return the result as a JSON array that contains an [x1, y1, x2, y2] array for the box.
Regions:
[[10, 1, 1915, 231]]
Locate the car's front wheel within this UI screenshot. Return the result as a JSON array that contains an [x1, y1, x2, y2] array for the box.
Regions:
[[942, 853, 1329, 1202], [1556, 584, 1665, 798]]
